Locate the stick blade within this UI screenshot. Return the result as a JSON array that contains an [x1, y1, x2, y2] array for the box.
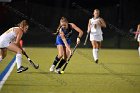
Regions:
[[83, 42, 86, 46], [34, 64, 39, 69]]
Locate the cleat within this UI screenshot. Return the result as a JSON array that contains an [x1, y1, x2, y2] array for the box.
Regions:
[[55, 68, 61, 74], [95, 59, 98, 64], [17, 68, 22, 73], [20, 66, 28, 71], [17, 66, 28, 73], [58, 71, 62, 74], [50, 65, 55, 72]]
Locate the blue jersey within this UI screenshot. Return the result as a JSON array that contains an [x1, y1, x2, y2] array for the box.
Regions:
[[55, 24, 73, 46]]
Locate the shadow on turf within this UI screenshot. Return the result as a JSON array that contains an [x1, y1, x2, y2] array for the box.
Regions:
[[105, 63, 140, 65], [58, 72, 140, 77], [4, 83, 60, 86], [76, 50, 137, 87], [22, 58, 67, 86], [24, 70, 67, 86]]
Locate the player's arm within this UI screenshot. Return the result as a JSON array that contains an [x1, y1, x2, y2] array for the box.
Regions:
[[135, 24, 140, 39], [70, 23, 83, 44], [137, 24, 140, 33], [14, 28, 23, 49], [87, 19, 91, 33], [98, 18, 106, 28], [59, 29, 71, 53]]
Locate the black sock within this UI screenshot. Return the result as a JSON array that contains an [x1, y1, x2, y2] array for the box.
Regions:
[[56, 59, 66, 69], [53, 56, 60, 66]]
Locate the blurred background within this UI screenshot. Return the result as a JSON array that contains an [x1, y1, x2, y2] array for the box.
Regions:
[[0, 0, 140, 48]]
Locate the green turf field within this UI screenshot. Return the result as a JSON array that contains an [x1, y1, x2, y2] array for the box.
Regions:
[[0, 47, 140, 93]]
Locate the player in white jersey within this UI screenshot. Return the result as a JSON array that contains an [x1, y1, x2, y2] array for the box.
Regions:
[[0, 20, 29, 73], [134, 24, 140, 57], [87, 9, 106, 63]]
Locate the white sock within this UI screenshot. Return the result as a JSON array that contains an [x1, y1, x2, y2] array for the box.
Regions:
[[138, 47, 140, 56], [96, 48, 98, 60], [16, 53, 22, 69], [92, 48, 98, 61], [0, 57, 2, 63]]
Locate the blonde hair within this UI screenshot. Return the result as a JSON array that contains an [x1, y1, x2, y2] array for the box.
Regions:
[[17, 20, 28, 28], [55, 17, 68, 34], [60, 17, 68, 23]]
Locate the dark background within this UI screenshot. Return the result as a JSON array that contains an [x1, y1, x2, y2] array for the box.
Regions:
[[0, 0, 140, 48]]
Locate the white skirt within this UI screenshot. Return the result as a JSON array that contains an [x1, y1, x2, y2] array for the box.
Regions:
[[0, 39, 10, 48], [90, 34, 103, 41]]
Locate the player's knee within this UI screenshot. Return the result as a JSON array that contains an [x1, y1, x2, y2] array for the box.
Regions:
[[58, 54, 63, 59], [0, 55, 6, 59], [93, 44, 99, 48], [2, 55, 6, 59], [57, 50, 63, 58], [1, 53, 7, 59], [0, 55, 4, 59], [63, 57, 67, 60], [16, 48, 22, 54], [93, 45, 97, 48]]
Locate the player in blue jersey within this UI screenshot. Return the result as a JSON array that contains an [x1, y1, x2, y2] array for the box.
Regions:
[[50, 17, 83, 73]]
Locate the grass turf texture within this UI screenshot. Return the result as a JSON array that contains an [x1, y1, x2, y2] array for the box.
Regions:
[[0, 47, 140, 93]]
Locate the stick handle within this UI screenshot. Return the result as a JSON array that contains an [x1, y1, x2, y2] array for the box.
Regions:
[[62, 44, 78, 72], [84, 32, 90, 45], [62, 63, 68, 71]]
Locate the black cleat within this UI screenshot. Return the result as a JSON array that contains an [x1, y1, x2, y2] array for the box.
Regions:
[[17, 66, 28, 73], [58, 71, 62, 74], [55, 68, 61, 74], [95, 59, 98, 64]]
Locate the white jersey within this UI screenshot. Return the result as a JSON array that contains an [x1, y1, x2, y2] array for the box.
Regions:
[[0, 27, 18, 48], [90, 18, 103, 35]]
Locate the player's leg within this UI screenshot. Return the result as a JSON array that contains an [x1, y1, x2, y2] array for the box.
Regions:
[[138, 42, 140, 57], [50, 45, 64, 72], [91, 40, 98, 63], [0, 48, 7, 62], [7, 43, 28, 73], [55, 46, 67, 73], [97, 41, 102, 49], [137, 35, 140, 57], [0, 50, 2, 62], [55, 46, 70, 72]]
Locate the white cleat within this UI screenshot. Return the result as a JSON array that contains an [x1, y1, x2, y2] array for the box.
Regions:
[[55, 68, 61, 74], [49, 65, 55, 72]]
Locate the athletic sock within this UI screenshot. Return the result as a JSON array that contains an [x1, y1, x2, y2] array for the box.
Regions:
[[96, 48, 99, 59], [53, 55, 60, 66], [92, 48, 98, 61], [56, 59, 66, 69], [16, 53, 22, 69], [138, 47, 140, 56]]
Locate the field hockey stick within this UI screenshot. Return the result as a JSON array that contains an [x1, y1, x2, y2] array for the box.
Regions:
[[84, 32, 90, 45], [23, 51, 39, 69], [60, 44, 79, 74]]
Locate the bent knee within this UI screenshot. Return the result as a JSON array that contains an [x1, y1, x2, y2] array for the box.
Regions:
[[16, 49, 22, 54], [0, 55, 6, 59], [57, 54, 63, 59]]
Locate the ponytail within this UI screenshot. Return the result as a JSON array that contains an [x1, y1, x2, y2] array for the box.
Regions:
[[53, 17, 68, 35]]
